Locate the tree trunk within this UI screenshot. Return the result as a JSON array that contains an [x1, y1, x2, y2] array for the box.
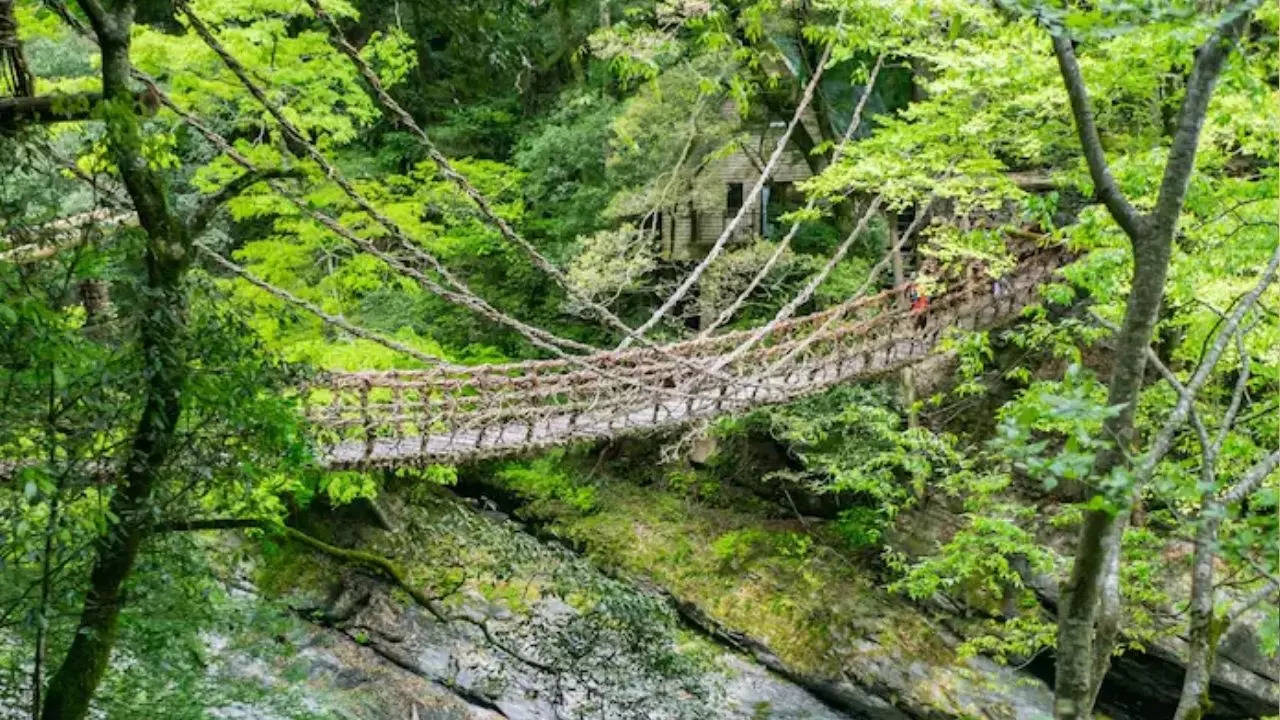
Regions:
[[0, 0, 35, 97], [1048, 7, 1253, 717], [1172, 509, 1222, 720], [39, 4, 190, 719]]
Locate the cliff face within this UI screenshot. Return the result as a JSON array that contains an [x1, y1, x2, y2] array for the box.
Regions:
[[203, 482, 1060, 720]]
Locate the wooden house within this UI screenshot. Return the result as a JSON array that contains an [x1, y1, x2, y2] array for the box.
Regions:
[[651, 101, 822, 261]]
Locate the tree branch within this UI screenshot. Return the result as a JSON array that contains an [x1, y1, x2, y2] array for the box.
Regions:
[[1212, 327, 1253, 455], [154, 516, 557, 673], [0, 91, 157, 129], [1149, 1, 1260, 236], [1227, 578, 1279, 624], [187, 168, 300, 237], [1049, 33, 1144, 239], [69, 0, 105, 32], [154, 518, 264, 532], [1, 209, 132, 263], [1137, 241, 1279, 480], [153, 517, 450, 621], [1221, 449, 1280, 505]]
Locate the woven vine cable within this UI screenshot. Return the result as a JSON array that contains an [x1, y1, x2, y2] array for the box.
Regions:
[[750, 202, 939, 379], [145, 107, 722, 401], [176, 4, 782, 398], [307, 0, 798, 356], [700, 193, 884, 376], [697, 52, 887, 339], [176, 2, 595, 356], [197, 247, 466, 370], [305, 0, 645, 340], [301, 0, 791, 393], [40, 3, 722, 406], [617, 40, 834, 349]]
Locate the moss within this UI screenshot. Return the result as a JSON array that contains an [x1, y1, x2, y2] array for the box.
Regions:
[[254, 539, 332, 600], [551, 483, 954, 674]]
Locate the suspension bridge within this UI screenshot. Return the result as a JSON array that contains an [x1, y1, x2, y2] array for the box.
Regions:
[[309, 242, 1065, 469]]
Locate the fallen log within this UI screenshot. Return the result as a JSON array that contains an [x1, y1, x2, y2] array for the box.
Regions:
[[0, 89, 156, 129]]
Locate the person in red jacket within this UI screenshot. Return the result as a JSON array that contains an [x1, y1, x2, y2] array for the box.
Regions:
[[907, 282, 930, 329]]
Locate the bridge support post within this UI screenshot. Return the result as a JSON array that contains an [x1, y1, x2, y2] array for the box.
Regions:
[[360, 379, 374, 461], [890, 225, 918, 427]]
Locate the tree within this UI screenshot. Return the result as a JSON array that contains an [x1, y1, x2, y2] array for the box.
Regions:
[[1, 3, 307, 718], [34, 2, 194, 716], [1034, 4, 1264, 716]]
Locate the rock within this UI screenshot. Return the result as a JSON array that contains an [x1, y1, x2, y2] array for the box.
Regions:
[[250, 495, 865, 719], [689, 434, 718, 465]]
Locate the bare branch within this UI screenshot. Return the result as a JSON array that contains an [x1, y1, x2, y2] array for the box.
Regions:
[[1212, 329, 1253, 455], [1221, 449, 1280, 506], [1138, 241, 1280, 480]]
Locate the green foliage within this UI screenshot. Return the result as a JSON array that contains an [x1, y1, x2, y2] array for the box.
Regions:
[[495, 452, 598, 515], [515, 90, 620, 242], [739, 384, 967, 542], [1118, 526, 1173, 649], [832, 506, 883, 550], [890, 508, 1054, 609], [711, 528, 812, 570], [992, 364, 1121, 495]]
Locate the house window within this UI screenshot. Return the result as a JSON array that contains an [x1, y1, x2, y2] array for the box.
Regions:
[[726, 182, 744, 212]]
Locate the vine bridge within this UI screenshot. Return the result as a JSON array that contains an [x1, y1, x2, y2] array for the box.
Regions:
[[310, 243, 1064, 469]]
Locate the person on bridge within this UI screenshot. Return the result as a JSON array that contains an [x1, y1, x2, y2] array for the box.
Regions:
[[907, 282, 930, 329]]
